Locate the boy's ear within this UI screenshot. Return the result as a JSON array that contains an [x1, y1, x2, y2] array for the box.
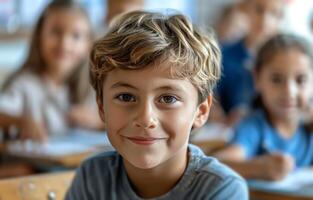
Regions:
[[96, 96, 105, 123], [193, 95, 212, 128]]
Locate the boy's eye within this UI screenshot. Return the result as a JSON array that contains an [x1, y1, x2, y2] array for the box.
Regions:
[[159, 95, 178, 104], [116, 93, 136, 102]]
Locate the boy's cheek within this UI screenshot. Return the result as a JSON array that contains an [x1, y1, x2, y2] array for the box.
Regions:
[[105, 109, 128, 129]]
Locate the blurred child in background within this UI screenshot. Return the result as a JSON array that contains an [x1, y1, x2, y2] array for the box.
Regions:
[[214, 1, 249, 46], [0, 0, 103, 142], [215, 34, 313, 181], [105, 0, 144, 25], [215, 0, 286, 126]]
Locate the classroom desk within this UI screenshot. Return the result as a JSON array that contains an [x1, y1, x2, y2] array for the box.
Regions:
[[0, 170, 75, 200], [1, 145, 101, 168], [250, 189, 313, 200], [248, 167, 313, 200], [0, 131, 113, 168], [190, 139, 226, 154], [189, 126, 313, 200], [190, 122, 231, 154]]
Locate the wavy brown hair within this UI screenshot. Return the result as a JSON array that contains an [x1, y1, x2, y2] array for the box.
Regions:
[[90, 10, 221, 103], [2, 0, 93, 104]]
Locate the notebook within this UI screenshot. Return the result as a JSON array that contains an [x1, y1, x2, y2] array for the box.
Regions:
[[7, 129, 114, 157], [249, 168, 313, 197]]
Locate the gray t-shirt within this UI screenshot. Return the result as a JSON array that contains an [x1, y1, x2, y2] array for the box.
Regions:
[[65, 144, 248, 200]]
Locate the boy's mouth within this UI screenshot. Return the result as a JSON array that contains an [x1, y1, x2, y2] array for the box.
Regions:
[[123, 136, 166, 145]]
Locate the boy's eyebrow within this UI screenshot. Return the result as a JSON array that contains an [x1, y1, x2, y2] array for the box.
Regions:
[[156, 85, 185, 92], [110, 82, 186, 92], [110, 82, 137, 90]]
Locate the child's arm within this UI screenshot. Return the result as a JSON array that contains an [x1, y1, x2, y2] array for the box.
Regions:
[[214, 145, 295, 181], [0, 113, 47, 142]]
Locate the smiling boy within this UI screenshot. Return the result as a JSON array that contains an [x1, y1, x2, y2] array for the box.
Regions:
[[65, 11, 248, 200]]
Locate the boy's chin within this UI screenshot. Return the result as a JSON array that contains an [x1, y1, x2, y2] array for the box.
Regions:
[[125, 156, 163, 170]]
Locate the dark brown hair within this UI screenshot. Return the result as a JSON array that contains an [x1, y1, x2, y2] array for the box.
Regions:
[[255, 34, 313, 74]]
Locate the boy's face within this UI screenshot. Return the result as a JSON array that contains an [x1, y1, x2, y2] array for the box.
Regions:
[[97, 64, 211, 169]]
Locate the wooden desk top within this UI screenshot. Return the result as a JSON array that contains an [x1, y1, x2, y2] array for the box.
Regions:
[[190, 140, 226, 154], [0, 170, 75, 200], [250, 189, 313, 200], [1, 146, 103, 168], [0, 132, 113, 168]]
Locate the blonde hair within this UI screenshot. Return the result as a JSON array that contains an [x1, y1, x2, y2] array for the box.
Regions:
[[90, 10, 221, 103], [3, 0, 93, 104]]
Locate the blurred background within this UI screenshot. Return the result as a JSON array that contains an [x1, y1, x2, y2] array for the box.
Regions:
[[0, 0, 312, 87]]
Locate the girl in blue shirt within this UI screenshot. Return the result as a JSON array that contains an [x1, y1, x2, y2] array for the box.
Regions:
[[215, 34, 313, 181]]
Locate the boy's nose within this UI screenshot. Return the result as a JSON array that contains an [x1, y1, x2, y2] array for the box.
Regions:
[[132, 102, 157, 129]]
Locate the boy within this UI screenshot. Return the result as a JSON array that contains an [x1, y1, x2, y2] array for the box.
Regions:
[[65, 11, 248, 199]]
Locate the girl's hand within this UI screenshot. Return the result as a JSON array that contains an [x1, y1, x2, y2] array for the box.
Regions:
[[19, 116, 48, 143], [67, 105, 104, 130], [252, 153, 295, 181]]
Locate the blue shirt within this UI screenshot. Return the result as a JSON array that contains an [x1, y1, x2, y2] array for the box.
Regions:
[[217, 38, 255, 113], [65, 144, 248, 200], [231, 110, 313, 167]]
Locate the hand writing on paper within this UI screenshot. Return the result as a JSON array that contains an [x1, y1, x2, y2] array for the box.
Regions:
[[252, 153, 295, 181]]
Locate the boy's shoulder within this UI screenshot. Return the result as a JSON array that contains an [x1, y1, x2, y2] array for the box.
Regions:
[[75, 151, 122, 189], [80, 150, 121, 172], [184, 145, 248, 199], [65, 151, 125, 200], [188, 144, 243, 180]]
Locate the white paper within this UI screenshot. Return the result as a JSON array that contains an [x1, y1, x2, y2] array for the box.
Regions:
[[190, 122, 233, 142], [7, 129, 114, 157], [249, 168, 313, 197]]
